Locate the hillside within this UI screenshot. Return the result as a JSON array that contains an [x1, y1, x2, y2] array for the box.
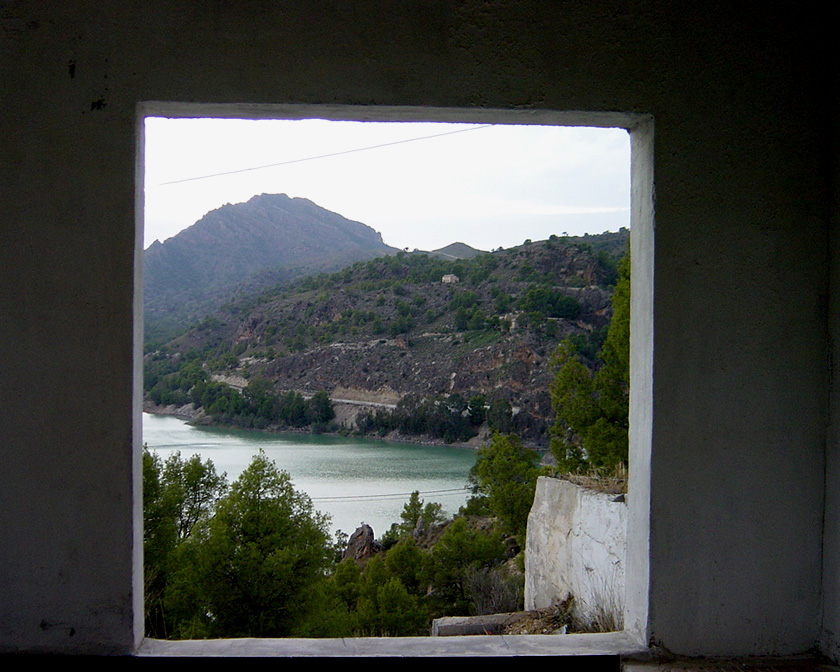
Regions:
[[145, 229, 629, 448], [144, 193, 399, 343]]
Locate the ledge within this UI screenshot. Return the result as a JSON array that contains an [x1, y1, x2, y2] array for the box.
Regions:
[[137, 630, 644, 657]]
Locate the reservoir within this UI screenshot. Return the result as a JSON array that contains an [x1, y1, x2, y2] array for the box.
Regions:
[[143, 413, 477, 539]]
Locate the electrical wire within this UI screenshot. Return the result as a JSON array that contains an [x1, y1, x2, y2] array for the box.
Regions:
[[159, 124, 493, 185], [310, 487, 471, 503]]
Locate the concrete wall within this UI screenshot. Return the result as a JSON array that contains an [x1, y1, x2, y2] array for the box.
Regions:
[[0, 0, 833, 658], [821, 44, 840, 662], [525, 477, 627, 627]]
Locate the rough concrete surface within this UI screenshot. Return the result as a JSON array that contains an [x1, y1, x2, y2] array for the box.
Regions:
[[0, 0, 837, 660], [526, 477, 627, 622]]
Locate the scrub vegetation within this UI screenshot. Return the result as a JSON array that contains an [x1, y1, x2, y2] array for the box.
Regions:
[[144, 230, 628, 447]]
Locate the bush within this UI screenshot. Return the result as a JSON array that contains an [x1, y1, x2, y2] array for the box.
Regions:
[[468, 433, 542, 543], [465, 566, 524, 615]]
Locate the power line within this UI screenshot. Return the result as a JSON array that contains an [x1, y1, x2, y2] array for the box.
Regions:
[[159, 124, 493, 185], [310, 487, 471, 503]]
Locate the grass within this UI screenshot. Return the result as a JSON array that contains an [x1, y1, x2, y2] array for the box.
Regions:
[[553, 462, 628, 495]]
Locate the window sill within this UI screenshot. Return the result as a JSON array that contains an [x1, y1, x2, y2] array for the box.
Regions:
[[137, 630, 645, 657]]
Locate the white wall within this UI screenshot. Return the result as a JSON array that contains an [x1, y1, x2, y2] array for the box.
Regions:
[[525, 477, 627, 627], [0, 1, 832, 657]]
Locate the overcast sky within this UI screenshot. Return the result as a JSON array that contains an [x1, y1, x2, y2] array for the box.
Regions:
[[143, 117, 630, 252]]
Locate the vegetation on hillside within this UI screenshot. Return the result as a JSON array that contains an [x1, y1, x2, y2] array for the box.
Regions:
[[144, 230, 629, 446], [213, 231, 625, 353], [144, 193, 398, 344], [549, 250, 630, 474]]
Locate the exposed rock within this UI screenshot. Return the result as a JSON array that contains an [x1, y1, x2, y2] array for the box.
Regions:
[[142, 400, 202, 420], [412, 515, 427, 539], [210, 372, 249, 390], [342, 524, 382, 563], [331, 385, 402, 406]]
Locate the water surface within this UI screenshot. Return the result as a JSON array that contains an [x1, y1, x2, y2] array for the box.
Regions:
[[143, 413, 477, 538]]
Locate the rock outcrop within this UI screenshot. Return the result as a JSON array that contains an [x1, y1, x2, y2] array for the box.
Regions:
[[342, 524, 382, 563]]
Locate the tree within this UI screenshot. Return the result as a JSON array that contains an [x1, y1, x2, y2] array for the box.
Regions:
[[384, 536, 426, 595], [468, 433, 542, 542], [517, 285, 582, 320], [365, 576, 428, 636], [487, 397, 514, 434], [166, 450, 335, 638], [143, 448, 175, 637], [399, 490, 443, 534], [307, 390, 335, 426], [353, 555, 428, 636], [426, 517, 507, 614], [143, 447, 226, 638], [454, 306, 470, 331], [161, 450, 227, 542], [467, 308, 486, 331], [244, 377, 281, 423], [318, 550, 429, 637], [549, 250, 630, 473], [467, 394, 487, 426], [280, 390, 308, 427], [380, 490, 444, 549], [547, 342, 599, 472]]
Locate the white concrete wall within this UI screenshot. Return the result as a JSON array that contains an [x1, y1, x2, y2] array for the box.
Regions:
[[525, 477, 627, 627], [0, 0, 833, 657]]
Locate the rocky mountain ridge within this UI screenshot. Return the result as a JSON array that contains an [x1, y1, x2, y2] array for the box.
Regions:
[[144, 193, 399, 343]]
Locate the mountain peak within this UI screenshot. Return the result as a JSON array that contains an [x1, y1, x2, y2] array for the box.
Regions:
[[427, 242, 485, 260], [144, 194, 397, 342]]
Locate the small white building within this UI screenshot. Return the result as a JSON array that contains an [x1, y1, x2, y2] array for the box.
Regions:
[[441, 274, 459, 284]]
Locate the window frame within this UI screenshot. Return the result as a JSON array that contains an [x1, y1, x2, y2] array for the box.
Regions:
[[134, 103, 654, 657]]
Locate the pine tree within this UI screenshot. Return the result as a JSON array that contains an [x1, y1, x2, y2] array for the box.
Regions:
[[549, 250, 630, 473], [162, 450, 335, 638]]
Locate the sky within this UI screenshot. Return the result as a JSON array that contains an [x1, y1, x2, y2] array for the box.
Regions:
[[143, 117, 631, 253]]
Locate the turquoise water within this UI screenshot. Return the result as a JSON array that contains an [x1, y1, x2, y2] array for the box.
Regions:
[[142, 413, 477, 539]]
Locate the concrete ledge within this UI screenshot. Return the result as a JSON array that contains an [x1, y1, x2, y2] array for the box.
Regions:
[[137, 631, 645, 657], [432, 613, 517, 636]]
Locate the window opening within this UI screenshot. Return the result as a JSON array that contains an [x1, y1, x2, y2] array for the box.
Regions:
[[138, 109, 641, 647]]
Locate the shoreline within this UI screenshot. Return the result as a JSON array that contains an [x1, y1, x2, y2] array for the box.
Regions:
[[141, 401, 495, 451]]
